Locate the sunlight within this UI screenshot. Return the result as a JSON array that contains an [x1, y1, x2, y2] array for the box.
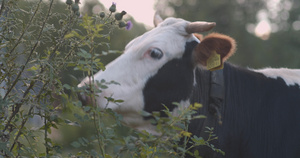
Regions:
[[60, 0, 157, 27], [100, 0, 156, 27], [255, 20, 271, 40], [292, 21, 300, 31]]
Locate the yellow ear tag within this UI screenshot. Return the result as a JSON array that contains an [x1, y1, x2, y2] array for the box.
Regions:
[[206, 50, 224, 71]]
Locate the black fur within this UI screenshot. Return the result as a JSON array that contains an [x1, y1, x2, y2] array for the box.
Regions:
[[143, 41, 198, 117], [214, 63, 300, 158], [143, 40, 300, 158], [190, 63, 300, 158]]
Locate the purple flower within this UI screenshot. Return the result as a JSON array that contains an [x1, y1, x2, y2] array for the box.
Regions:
[[109, 2, 116, 12], [126, 21, 133, 30]]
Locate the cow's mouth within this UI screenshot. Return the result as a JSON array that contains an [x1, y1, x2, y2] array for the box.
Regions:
[[78, 92, 92, 106]]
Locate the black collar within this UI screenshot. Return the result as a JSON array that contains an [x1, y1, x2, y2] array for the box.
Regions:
[[196, 69, 225, 136], [192, 69, 225, 157], [208, 69, 224, 125]]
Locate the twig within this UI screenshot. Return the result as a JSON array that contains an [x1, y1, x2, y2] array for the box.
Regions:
[[44, 112, 49, 156], [2, 80, 35, 132], [9, 106, 34, 152], [4, 0, 53, 99], [3, 0, 54, 132], [7, 0, 42, 55], [93, 112, 106, 156], [0, 0, 5, 17]]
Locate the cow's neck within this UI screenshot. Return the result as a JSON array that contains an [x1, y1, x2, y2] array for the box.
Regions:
[[189, 67, 217, 134]]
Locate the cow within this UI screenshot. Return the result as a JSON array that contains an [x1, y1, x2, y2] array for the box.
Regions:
[[78, 14, 300, 158]]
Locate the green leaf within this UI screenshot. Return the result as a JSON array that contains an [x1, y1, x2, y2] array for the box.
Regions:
[[50, 114, 58, 121], [193, 115, 207, 119], [71, 141, 81, 148], [63, 84, 72, 90], [0, 142, 12, 157], [105, 154, 112, 158], [99, 84, 108, 89], [64, 30, 84, 39], [78, 137, 88, 146], [67, 62, 76, 67], [194, 150, 199, 156], [141, 111, 152, 117], [90, 150, 99, 157], [27, 65, 40, 71], [78, 49, 92, 58], [38, 153, 46, 157], [177, 147, 186, 152], [65, 119, 81, 127], [83, 106, 91, 112], [114, 99, 124, 103]]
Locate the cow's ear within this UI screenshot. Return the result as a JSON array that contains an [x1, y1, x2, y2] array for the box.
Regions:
[[193, 33, 236, 68]]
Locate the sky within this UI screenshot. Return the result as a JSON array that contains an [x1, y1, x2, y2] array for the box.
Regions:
[[79, 0, 298, 40], [95, 0, 156, 27]]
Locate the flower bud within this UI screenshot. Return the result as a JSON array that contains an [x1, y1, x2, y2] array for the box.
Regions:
[[100, 12, 105, 18], [66, 0, 72, 5], [72, 3, 79, 13], [75, 11, 80, 16], [109, 2, 116, 12], [118, 21, 126, 28], [114, 11, 126, 21]]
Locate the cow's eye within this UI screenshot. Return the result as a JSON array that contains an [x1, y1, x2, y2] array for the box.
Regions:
[[150, 48, 163, 60]]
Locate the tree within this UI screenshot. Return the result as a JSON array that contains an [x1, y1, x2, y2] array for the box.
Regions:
[[157, 0, 300, 68]]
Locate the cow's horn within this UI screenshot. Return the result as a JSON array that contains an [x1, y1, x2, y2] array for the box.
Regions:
[[185, 22, 216, 34], [154, 12, 163, 27]]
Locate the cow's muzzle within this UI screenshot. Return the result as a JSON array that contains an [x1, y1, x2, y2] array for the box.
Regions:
[[77, 87, 94, 106]]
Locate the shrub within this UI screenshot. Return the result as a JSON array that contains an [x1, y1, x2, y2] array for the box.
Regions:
[[0, 0, 222, 157]]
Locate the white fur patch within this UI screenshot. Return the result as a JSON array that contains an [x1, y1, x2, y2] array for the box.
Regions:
[[79, 18, 197, 110], [252, 68, 300, 86], [78, 17, 201, 133]]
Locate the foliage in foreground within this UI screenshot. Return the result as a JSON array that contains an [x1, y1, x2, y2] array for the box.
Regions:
[[0, 0, 222, 157]]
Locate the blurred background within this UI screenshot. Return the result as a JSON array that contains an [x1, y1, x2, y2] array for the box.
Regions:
[[157, 0, 300, 68], [4, 0, 299, 156], [76, 0, 300, 69]]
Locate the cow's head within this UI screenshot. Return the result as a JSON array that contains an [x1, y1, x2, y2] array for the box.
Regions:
[[78, 14, 236, 134]]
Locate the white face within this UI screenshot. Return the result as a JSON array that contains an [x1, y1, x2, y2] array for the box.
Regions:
[[78, 17, 200, 131]]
